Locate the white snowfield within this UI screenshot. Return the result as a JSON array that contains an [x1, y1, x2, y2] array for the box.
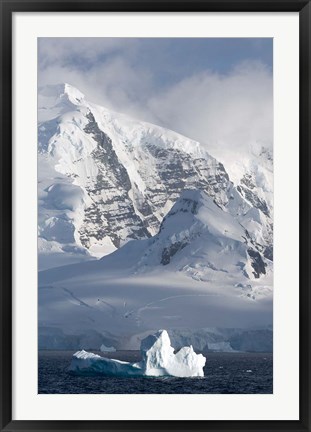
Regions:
[[69, 330, 206, 377]]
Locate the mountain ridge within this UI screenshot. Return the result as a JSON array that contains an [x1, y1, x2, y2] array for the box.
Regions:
[[38, 83, 273, 270]]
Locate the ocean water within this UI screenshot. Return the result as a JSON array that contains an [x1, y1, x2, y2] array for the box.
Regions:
[[38, 350, 272, 394]]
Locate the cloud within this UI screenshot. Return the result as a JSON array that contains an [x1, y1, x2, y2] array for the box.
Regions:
[[38, 38, 155, 118], [38, 39, 273, 162], [147, 61, 273, 162], [38, 38, 137, 69]]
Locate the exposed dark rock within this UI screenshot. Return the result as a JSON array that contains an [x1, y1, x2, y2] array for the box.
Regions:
[[238, 173, 270, 217], [78, 116, 242, 251], [263, 245, 273, 261], [161, 241, 188, 265], [79, 112, 150, 248], [247, 248, 267, 278]]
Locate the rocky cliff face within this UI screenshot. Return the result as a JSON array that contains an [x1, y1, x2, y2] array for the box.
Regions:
[[38, 83, 273, 269]]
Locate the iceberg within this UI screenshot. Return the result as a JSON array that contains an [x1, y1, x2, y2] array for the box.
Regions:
[[69, 330, 206, 377], [100, 343, 116, 353]]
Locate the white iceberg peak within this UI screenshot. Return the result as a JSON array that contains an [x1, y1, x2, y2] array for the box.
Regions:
[[141, 330, 206, 377], [69, 329, 206, 377]]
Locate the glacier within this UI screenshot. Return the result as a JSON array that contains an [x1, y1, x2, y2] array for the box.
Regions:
[[69, 330, 206, 377], [39, 325, 272, 352]]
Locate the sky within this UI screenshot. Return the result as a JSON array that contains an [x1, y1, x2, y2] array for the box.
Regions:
[[38, 38, 273, 161]]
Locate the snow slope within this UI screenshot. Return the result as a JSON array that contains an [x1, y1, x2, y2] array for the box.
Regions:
[[39, 189, 272, 350], [131, 189, 272, 282]]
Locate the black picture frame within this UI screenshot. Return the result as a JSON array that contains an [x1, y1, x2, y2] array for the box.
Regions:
[[1, 1, 310, 431]]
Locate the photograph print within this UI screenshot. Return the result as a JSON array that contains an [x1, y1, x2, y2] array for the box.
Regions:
[[38, 37, 273, 394]]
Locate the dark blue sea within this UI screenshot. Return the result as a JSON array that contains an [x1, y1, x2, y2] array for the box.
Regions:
[[38, 350, 272, 394]]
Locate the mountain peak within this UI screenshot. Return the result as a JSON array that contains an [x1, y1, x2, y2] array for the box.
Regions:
[[164, 189, 204, 218], [133, 186, 271, 281], [38, 83, 86, 122], [39, 83, 85, 102], [179, 189, 205, 202], [63, 83, 85, 103]]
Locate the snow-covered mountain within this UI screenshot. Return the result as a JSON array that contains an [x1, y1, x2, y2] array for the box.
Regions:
[[221, 143, 273, 260], [38, 83, 273, 269], [128, 189, 272, 283], [38, 83, 273, 349]]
